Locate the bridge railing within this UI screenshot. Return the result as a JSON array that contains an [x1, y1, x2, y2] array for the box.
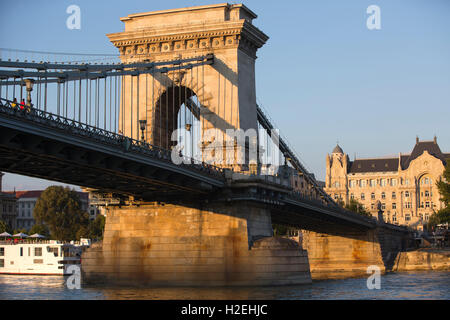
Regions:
[[0, 97, 226, 180]]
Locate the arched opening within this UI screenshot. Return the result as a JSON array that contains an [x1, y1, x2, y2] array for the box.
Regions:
[[153, 85, 202, 162], [417, 173, 433, 211]]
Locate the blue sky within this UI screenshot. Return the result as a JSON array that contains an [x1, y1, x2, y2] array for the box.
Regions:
[[0, 0, 449, 189]]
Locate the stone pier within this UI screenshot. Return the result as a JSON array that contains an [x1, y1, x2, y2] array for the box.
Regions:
[[302, 226, 411, 280], [82, 202, 311, 286]]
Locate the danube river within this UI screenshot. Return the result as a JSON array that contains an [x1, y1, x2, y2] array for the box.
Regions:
[[0, 271, 449, 300]]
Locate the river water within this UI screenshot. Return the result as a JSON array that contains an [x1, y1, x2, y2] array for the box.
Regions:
[[0, 271, 448, 300]]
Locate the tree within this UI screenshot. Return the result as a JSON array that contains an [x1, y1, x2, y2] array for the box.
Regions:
[[33, 186, 89, 241], [344, 198, 372, 218], [437, 161, 450, 207], [29, 224, 50, 237], [0, 219, 12, 234], [428, 161, 450, 229], [87, 214, 106, 240]]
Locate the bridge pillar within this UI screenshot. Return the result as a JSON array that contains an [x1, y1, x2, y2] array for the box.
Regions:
[[302, 230, 384, 280], [82, 202, 311, 286], [301, 226, 410, 279], [107, 4, 268, 170]]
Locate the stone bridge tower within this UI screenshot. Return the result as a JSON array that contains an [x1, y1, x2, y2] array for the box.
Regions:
[[107, 3, 268, 169]]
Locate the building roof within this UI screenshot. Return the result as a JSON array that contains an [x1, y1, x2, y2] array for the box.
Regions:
[[401, 140, 447, 169], [4, 190, 88, 201], [347, 138, 448, 174], [332, 144, 344, 154], [349, 158, 399, 173], [13, 190, 43, 199]]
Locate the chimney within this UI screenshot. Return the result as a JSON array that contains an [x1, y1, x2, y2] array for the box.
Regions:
[[416, 136, 419, 144], [434, 135, 437, 144]]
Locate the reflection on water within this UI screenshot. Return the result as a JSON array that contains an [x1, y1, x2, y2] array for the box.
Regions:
[[0, 271, 449, 300]]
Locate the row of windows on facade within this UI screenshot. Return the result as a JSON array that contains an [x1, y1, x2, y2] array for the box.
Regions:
[[334, 190, 433, 201], [335, 197, 434, 210], [334, 177, 433, 188], [389, 213, 429, 223], [365, 201, 434, 210]]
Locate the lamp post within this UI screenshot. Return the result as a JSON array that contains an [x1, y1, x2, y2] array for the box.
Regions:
[[139, 119, 147, 141], [24, 78, 35, 107]]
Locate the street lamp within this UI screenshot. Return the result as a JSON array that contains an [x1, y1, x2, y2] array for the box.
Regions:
[[24, 78, 35, 107], [139, 119, 147, 141]]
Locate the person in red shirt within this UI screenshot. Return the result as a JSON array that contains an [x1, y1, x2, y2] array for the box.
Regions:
[[20, 99, 26, 110]]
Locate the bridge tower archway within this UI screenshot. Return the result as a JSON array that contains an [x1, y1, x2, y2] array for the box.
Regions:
[[108, 3, 268, 169]]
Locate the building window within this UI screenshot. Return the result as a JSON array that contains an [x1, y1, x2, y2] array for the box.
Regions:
[[34, 248, 42, 257], [425, 214, 429, 221], [381, 192, 386, 199], [405, 179, 410, 186], [405, 202, 412, 209], [371, 193, 375, 200], [350, 193, 354, 200], [405, 214, 411, 221], [405, 191, 410, 198], [392, 192, 396, 199], [392, 203, 396, 210], [392, 215, 397, 222], [380, 179, 387, 187], [361, 193, 365, 200], [425, 191, 430, 197], [381, 203, 386, 210], [425, 201, 430, 208], [370, 179, 376, 187], [361, 180, 367, 187], [391, 179, 397, 186]]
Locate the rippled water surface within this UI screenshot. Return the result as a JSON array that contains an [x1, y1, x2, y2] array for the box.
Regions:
[[0, 271, 449, 300]]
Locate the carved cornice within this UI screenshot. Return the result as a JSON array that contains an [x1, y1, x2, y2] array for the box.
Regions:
[[107, 20, 268, 60]]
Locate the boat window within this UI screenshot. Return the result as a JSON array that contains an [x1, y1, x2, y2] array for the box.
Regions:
[[0, 259, 4, 267], [47, 247, 59, 257], [0, 247, 4, 256], [34, 247, 42, 257], [20, 247, 23, 256]]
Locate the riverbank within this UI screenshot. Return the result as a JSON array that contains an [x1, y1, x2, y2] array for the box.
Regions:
[[392, 248, 450, 272]]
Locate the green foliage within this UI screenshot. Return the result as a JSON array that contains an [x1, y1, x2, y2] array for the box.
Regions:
[[87, 214, 106, 240], [33, 186, 89, 241], [427, 207, 450, 229], [428, 161, 450, 229], [13, 228, 28, 234], [29, 224, 50, 237], [437, 161, 450, 207], [0, 219, 12, 233], [344, 198, 372, 218], [272, 224, 289, 236]]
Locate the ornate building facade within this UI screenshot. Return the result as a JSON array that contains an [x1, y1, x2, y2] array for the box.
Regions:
[[324, 137, 449, 230]]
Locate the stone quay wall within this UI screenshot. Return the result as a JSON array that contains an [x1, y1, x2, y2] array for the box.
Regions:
[[392, 248, 450, 272]]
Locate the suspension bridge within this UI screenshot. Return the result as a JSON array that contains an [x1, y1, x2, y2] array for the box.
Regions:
[[0, 3, 410, 286]]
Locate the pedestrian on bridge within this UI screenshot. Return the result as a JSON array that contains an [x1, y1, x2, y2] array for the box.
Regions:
[[11, 98, 18, 108]]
